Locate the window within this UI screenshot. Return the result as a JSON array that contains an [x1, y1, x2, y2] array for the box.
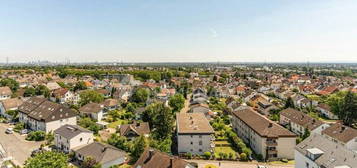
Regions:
[[199, 141, 202, 145], [199, 135, 202, 138], [80, 138, 83, 142], [199, 149, 202, 152], [190, 135, 193, 138], [190, 142, 193, 145], [305, 162, 310, 168]]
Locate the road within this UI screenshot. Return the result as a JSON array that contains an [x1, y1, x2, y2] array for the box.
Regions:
[[180, 94, 192, 113], [0, 123, 42, 166], [189, 160, 295, 168]]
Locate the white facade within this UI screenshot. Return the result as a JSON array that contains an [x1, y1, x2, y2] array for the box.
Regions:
[[23, 115, 77, 133], [177, 134, 214, 155], [55, 132, 93, 153]]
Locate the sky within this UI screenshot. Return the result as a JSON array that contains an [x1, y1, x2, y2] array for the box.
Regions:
[[1, 0, 357, 63]]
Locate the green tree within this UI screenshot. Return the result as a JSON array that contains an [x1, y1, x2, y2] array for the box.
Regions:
[[168, 94, 185, 112], [143, 103, 174, 139], [82, 156, 102, 168], [130, 135, 147, 162], [24, 87, 36, 97], [131, 88, 149, 103], [284, 97, 295, 109], [80, 90, 104, 105], [0, 78, 19, 92], [74, 81, 87, 91], [340, 91, 357, 126], [35, 85, 50, 98], [24, 151, 68, 168], [107, 134, 131, 152]]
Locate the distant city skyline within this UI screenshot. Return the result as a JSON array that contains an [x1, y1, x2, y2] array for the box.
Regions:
[[1, 0, 357, 63]]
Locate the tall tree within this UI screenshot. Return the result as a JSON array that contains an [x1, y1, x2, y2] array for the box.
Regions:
[[130, 135, 147, 162], [79, 90, 104, 105], [143, 103, 174, 139], [24, 151, 68, 168], [131, 88, 149, 103], [169, 94, 185, 112], [284, 97, 295, 109], [340, 91, 357, 126]]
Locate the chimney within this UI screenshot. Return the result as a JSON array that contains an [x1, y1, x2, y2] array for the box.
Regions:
[[169, 158, 174, 168], [148, 149, 154, 160], [341, 126, 346, 132], [268, 123, 273, 128]]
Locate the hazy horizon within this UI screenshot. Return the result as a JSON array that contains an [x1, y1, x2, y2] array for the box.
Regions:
[[1, 0, 357, 63]]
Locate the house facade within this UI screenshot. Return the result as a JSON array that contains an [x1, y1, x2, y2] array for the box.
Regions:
[[176, 113, 215, 155], [18, 97, 77, 133], [231, 108, 296, 160], [54, 124, 94, 153]]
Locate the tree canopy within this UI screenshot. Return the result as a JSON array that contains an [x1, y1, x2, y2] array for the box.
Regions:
[[131, 88, 149, 104], [0, 78, 19, 92], [24, 151, 68, 168], [79, 90, 104, 105], [169, 94, 185, 112]]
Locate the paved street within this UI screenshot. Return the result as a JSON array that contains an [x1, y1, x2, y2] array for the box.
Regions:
[[188, 160, 295, 168], [0, 123, 42, 166]]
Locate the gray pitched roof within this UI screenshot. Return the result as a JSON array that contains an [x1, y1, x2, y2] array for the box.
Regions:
[[74, 142, 127, 164], [296, 134, 357, 168], [54, 124, 92, 139]]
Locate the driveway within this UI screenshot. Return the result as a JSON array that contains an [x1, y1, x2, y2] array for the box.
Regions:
[[0, 123, 42, 166], [180, 94, 192, 113], [189, 160, 295, 168]]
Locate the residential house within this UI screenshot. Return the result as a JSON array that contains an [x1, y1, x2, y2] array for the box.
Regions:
[[321, 123, 357, 152], [101, 99, 119, 112], [0, 98, 23, 119], [280, 108, 329, 136], [0, 87, 12, 100], [316, 103, 338, 119], [46, 82, 61, 91], [176, 113, 215, 155], [79, 103, 104, 121], [231, 108, 296, 160], [50, 88, 77, 104], [18, 97, 77, 133], [133, 148, 194, 168], [118, 121, 150, 140], [73, 142, 127, 168], [295, 134, 357, 168], [189, 104, 213, 119], [54, 124, 94, 153]]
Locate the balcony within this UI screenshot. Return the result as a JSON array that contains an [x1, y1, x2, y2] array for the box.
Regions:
[[267, 149, 278, 154], [266, 141, 278, 146]]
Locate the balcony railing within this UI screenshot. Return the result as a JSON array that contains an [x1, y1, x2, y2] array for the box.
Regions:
[[266, 141, 278, 146]]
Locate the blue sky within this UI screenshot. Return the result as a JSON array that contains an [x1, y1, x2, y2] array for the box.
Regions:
[[1, 0, 357, 63]]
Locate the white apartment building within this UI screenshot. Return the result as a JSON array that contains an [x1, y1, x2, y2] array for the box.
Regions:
[[321, 123, 357, 152], [54, 124, 94, 153], [280, 108, 329, 136], [231, 108, 296, 160], [176, 113, 215, 155], [18, 97, 77, 133]]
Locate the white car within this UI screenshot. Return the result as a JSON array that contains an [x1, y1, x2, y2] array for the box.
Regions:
[[257, 165, 268, 168], [5, 128, 14, 134]]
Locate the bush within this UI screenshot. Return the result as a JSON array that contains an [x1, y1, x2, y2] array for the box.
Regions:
[[186, 153, 192, 159], [26, 131, 46, 141], [240, 153, 248, 161], [203, 152, 211, 160], [14, 123, 24, 132]]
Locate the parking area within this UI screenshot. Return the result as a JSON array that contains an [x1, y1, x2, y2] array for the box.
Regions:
[[0, 123, 42, 166]]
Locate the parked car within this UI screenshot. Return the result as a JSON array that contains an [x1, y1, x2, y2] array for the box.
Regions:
[[20, 129, 29, 135], [257, 165, 268, 168], [5, 128, 14, 134]]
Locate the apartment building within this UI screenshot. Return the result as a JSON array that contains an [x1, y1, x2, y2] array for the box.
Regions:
[[18, 97, 77, 133], [176, 113, 215, 155], [54, 124, 94, 153], [295, 134, 357, 168], [280, 108, 329, 136], [231, 108, 296, 160], [321, 123, 357, 152]]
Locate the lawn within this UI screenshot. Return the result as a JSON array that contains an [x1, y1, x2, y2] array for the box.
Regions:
[[269, 160, 295, 165], [108, 120, 130, 128], [214, 146, 236, 157], [214, 141, 230, 145]]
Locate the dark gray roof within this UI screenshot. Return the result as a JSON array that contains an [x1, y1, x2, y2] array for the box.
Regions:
[[27, 100, 77, 122], [18, 97, 47, 114], [54, 124, 92, 139], [296, 134, 357, 168], [74, 142, 127, 164]]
